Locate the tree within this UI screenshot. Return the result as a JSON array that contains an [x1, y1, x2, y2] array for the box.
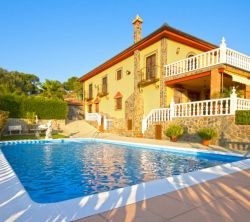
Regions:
[[63, 76, 83, 95], [40, 79, 65, 99], [0, 67, 40, 95]]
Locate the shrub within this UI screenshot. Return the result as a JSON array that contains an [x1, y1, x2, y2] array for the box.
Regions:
[[26, 112, 36, 124], [0, 110, 9, 136], [0, 95, 68, 119], [165, 124, 184, 138], [197, 128, 217, 140], [235, 110, 250, 125]]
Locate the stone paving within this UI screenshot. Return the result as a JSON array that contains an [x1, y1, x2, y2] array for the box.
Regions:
[[75, 169, 250, 222]]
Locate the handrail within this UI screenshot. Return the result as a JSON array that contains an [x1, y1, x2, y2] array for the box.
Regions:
[[165, 46, 250, 77], [142, 91, 250, 133]]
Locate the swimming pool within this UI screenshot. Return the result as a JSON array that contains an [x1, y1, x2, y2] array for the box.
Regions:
[[0, 139, 243, 204]]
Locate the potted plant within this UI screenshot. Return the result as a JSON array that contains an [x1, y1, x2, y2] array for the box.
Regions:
[[165, 124, 184, 142], [197, 128, 217, 146]]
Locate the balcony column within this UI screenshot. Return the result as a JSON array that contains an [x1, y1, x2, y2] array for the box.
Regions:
[[160, 37, 167, 108], [210, 68, 222, 98]]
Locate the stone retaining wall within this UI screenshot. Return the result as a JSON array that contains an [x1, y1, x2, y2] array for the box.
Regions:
[[144, 116, 250, 151]]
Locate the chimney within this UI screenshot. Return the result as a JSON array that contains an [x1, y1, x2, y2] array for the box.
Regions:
[[132, 15, 143, 43]]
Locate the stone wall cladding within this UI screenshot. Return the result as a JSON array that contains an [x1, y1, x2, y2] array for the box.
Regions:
[[160, 37, 167, 108], [144, 116, 250, 150]]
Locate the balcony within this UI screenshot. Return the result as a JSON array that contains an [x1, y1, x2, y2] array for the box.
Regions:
[[138, 65, 159, 87], [165, 38, 250, 78]]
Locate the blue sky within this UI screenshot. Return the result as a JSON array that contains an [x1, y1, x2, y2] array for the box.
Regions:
[[0, 0, 249, 82]]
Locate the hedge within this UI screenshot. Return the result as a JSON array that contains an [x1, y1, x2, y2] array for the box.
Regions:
[[0, 95, 68, 119], [235, 110, 250, 125], [0, 110, 9, 136]]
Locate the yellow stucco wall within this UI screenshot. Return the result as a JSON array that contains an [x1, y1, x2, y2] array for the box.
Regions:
[[83, 38, 207, 117], [166, 39, 204, 64], [84, 55, 134, 119]]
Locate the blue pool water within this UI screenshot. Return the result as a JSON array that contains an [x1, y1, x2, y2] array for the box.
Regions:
[[0, 140, 242, 203]]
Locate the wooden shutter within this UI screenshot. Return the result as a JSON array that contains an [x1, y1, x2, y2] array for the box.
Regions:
[[146, 54, 156, 80], [116, 70, 122, 80], [102, 77, 107, 94], [89, 84, 93, 99]]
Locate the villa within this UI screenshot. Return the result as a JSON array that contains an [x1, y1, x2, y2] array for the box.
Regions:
[[79, 15, 250, 143]]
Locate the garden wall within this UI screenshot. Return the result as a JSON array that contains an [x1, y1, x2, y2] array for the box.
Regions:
[[144, 116, 250, 151]]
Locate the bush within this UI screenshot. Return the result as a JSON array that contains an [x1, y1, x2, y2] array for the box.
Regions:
[[235, 110, 250, 125], [165, 124, 184, 138], [0, 110, 9, 136], [0, 95, 68, 119], [197, 128, 217, 140]]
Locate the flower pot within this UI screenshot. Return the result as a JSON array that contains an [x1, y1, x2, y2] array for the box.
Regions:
[[202, 139, 210, 146], [170, 136, 178, 142]]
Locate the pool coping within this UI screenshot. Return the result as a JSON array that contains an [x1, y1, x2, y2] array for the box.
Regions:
[[0, 138, 250, 222]]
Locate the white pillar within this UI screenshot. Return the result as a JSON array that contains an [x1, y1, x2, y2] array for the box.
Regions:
[[230, 87, 237, 115], [141, 114, 147, 133], [220, 37, 227, 63], [170, 98, 175, 120]]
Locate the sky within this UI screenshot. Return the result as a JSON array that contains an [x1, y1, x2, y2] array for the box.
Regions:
[[0, 0, 249, 82]]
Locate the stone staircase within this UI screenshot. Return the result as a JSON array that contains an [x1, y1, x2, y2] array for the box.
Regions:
[[61, 120, 98, 138]]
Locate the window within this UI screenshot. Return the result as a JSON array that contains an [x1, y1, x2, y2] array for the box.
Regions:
[[116, 97, 122, 110], [116, 69, 122, 80], [88, 84, 93, 99], [146, 54, 156, 80], [102, 77, 108, 95], [88, 104, 92, 113]]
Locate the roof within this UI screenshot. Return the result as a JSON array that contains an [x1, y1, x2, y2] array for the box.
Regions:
[[64, 98, 83, 106], [79, 24, 218, 82]]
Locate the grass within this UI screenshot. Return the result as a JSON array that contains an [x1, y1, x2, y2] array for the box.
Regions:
[[0, 133, 68, 141]]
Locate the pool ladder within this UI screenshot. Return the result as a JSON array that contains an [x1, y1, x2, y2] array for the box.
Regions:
[[92, 130, 102, 142], [243, 149, 250, 159]]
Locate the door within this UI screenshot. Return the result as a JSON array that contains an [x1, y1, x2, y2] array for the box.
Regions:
[[155, 124, 162, 140], [99, 116, 104, 132]]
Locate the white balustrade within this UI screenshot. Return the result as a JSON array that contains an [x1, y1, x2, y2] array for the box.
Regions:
[[142, 88, 250, 133], [237, 98, 250, 110], [142, 108, 170, 133], [165, 38, 250, 77]]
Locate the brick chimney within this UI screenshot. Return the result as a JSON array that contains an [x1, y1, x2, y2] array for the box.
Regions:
[[133, 15, 143, 43]]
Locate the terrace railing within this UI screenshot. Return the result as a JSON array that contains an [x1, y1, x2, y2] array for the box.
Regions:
[[165, 38, 250, 77], [142, 87, 250, 133]]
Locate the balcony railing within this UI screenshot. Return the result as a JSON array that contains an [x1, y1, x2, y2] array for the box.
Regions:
[[165, 38, 250, 77], [138, 65, 159, 86], [142, 87, 250, 133]]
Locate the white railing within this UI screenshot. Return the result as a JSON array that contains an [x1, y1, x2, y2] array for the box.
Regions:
[[174, 98, 231, 117], [142, 108, 170, 133], [85, 112, 102, 126], [142, 88, 250, 133], [166, 38, 250, 77], [237, 98, 250, 110]]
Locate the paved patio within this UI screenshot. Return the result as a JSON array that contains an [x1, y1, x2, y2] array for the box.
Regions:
[[76, 169, 250, 222]]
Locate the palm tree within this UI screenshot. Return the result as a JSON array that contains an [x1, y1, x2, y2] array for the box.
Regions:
[[40, 79, 65, 99]]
